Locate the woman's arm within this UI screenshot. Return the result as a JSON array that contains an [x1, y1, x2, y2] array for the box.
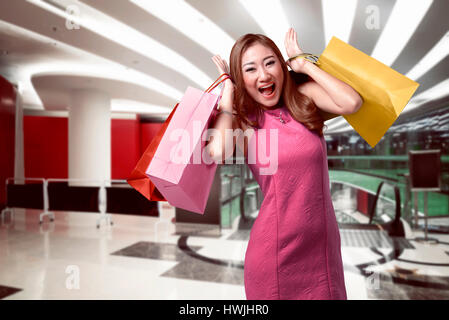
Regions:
[[285, 28, 362, 115], [298, 63, 362, 115], [206, 55, 237, 163]]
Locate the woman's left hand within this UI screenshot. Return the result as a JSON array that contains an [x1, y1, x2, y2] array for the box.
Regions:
[[284, 28, 308, 73]]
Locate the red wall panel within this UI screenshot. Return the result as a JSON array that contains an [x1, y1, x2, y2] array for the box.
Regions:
[[0, 76, 16, 208], [23, 116, 68, 179], [23, 117, 145, 180], [140, 123, 163, 155], [111, 119, 140, 179]]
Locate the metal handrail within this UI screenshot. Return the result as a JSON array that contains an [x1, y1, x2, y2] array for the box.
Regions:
[[3, 177, 122, 228], [46, 178, 106, 185], [368, 181, 404, 237], [239, 182, 260, 222], [3, 177, 52, 224], [6, 177, 45, 184]]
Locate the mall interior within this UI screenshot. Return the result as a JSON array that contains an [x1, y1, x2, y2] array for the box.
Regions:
[[0, 0, 448, 300]]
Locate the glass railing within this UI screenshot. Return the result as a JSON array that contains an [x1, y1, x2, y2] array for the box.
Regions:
[[219, 163, 261, 229]]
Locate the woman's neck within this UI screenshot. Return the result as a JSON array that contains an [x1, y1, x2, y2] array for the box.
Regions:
[[259, 100, 283, 111]]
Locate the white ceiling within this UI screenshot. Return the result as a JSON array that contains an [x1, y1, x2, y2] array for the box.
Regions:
[[0, 0, 448, 133]]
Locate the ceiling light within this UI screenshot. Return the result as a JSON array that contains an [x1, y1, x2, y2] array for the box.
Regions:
[[321, 0, 357, 45], [402, 78, 449, 114], [406, 31, 449, 80], [131, 0, 235, 60], [238, 0, 291, 59], [27, 0, 211, 88], [371, 0, 433, 66], [0, 19, 183, 111], [111, 99, 172, 114], [327, 78, 449, 132], [26, 61, 184, 100], [324, 117, 348, 131]]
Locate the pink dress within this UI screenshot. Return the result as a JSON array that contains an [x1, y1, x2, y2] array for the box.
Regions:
[[243, 106, 347, 300]]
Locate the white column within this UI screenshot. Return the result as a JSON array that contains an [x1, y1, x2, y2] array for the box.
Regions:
[[68, 89, 110, 186]]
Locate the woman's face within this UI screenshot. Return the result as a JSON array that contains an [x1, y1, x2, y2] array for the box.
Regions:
[[241, 42, 284, 108]]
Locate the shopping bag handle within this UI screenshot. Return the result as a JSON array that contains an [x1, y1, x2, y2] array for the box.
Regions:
[[205, 73, 231, 93], [287, 53, 320, 66]]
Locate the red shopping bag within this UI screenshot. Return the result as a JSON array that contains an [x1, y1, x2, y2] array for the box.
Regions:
[[127, 74, 229, 203], [145, 74, 230, 214], [127, 104, 179, 201]]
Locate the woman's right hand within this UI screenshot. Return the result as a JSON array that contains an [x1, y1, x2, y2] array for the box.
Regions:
[[211, 55, 234, 94], [285, 28, 310, 73]]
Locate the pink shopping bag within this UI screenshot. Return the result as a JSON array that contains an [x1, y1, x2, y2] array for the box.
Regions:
[[146, 74, 230, 214]]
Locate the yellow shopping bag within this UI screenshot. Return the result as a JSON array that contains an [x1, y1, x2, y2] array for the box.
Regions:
[[316, 36, 419, 148]]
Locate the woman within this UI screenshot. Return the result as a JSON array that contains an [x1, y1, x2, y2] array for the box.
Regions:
[[209, 28, 362, 300]]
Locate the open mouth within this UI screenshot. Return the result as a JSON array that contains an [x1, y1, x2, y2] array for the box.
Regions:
[[258, 83, 275, 97]]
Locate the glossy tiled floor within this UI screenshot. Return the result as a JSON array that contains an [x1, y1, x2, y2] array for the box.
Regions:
[[1, 205, 449, 300]]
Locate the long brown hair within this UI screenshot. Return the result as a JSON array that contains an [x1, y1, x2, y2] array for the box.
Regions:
[[229, 33, 325, 136]]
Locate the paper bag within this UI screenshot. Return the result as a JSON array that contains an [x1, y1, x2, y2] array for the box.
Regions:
[[146, 75, 229, 214], [317, 36, 419, 148], [127, 104, 179, 201]]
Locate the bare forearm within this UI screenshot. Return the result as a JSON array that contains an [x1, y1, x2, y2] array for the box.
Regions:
[[207, 86, 235, 162], [302, 61, 362, 108]]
